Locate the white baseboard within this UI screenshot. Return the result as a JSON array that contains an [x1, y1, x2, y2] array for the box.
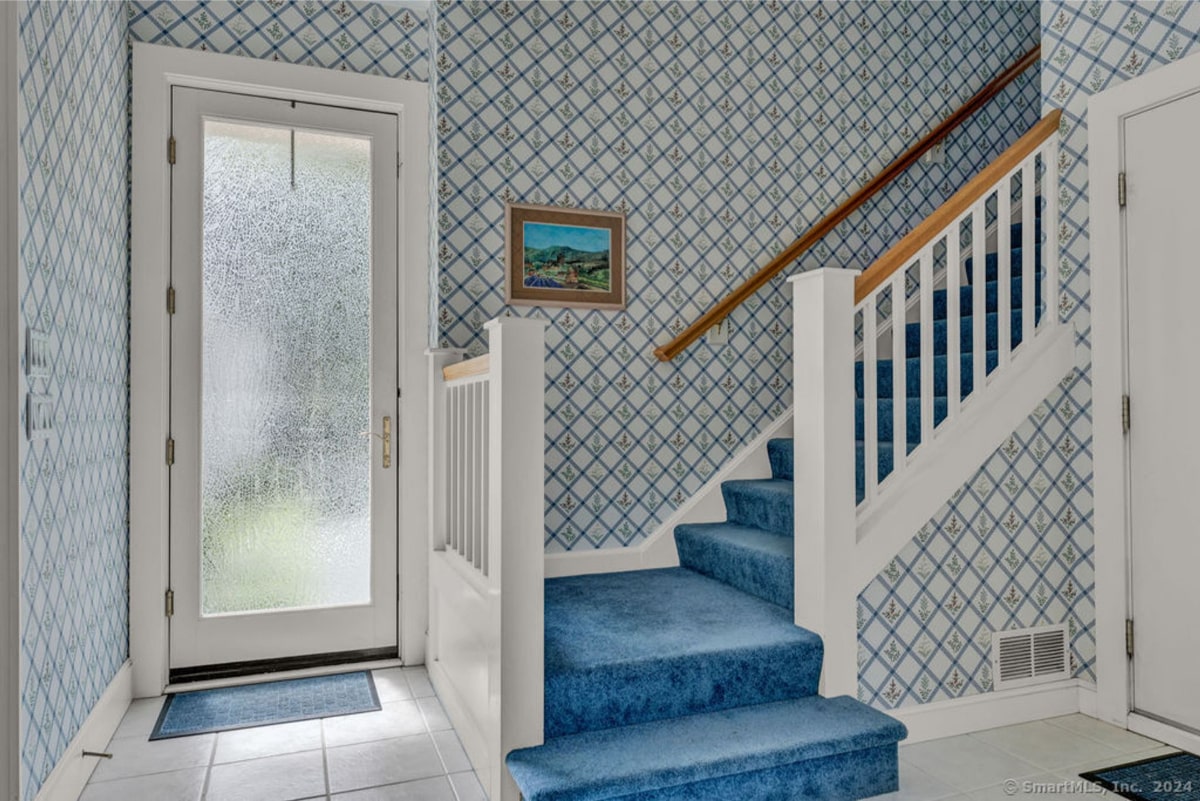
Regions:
[[1128, 713, 1200, 755], [544, 408, 794, 578], [888, 678, 1087, 744], [32, 660, 132, 801], [1077, 682, 1098, 718]]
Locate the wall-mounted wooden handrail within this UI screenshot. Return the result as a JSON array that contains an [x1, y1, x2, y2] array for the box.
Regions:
[[443, 354, 490, 382], [854, 109, 1061, 304], [652, 44, 1042, 362]]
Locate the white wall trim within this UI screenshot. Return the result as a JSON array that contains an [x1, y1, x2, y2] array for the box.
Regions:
[[890, 679, 1089, 744], [543, 407, 793, 578], [853, 324, 1076, 589], [30, 661, 132, 801], [2, 4, 20, 799], [130, 43, 430, 697], [1088, 47, 1200, 730]]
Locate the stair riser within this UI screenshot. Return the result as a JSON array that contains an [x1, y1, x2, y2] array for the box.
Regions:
[[964, 245, 1042, 284], [930, 276, 1041, 320], [855, 351, 1001, 399], [767, 439, 793, 481], [904, 309, 1032, 358], [675, 527, 793, 610], [596, 745, 900, 801], [855, 397, 949, 444], [722, 484, 794, 537], [545, 643, 823, 739]]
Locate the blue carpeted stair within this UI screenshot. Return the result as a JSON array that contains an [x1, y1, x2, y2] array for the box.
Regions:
[[504, 210, 1042, 801], [855, 218, 1044, 502], [509, 439, 905, 798]]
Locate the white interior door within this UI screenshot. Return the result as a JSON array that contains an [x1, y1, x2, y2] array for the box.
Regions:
[[169, 87, 399, 672], [1124, 88, 1200, 734]]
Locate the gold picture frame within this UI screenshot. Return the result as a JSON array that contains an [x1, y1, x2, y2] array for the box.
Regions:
[[505, 203, 626, 310]]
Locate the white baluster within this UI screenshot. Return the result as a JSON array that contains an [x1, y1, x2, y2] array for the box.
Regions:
[[890, 271, 906, 479], [998, 180, 1013, 370], [919, 248, 934, 445], [946, 227, 962, 422], [1044, 141, 1061, 330], [1022, 156, 1036, 346], [971, 199, 987, 397], [863, 296, 878, 501]]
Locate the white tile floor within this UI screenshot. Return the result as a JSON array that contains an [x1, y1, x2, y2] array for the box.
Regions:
[[81, 666, 486, 801], [82, 670, 1172, 801]]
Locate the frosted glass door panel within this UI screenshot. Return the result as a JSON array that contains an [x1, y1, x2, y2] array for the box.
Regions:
[[201, 121, 372, 615]]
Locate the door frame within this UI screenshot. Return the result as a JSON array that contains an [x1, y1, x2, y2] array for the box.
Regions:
[[1090, 47, 1200, 753], [2, 3, 20, 799], [130, 43, 431, 698]]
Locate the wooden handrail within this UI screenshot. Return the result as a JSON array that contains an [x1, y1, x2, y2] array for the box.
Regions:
[[443, 354, 490, 381], [854, 109, 1061, 304], [652, 44, 1042, 362]]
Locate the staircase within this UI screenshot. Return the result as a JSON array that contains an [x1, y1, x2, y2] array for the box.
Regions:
[[506, 439, 906, 800], [854, 217, 1042, 503]]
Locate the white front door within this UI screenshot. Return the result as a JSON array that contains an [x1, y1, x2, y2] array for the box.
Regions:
[[168, 87, 399, 674], [1124, 88, 1200, 734]]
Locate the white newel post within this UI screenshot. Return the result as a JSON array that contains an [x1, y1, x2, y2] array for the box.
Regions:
[[486, 317, 547, 801], [789, 268, 860, 699]]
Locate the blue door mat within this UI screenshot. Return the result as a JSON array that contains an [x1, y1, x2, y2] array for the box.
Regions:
[[150, 671, 380, 740], [1080, 751, 1200, 801]]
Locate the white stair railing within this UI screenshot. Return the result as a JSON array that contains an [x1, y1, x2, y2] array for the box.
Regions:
[[426, 317, 546, 801], [790, 112, 1071, 698]]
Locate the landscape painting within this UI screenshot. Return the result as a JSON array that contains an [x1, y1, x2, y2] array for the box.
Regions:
[[506, 203, 626, 309]]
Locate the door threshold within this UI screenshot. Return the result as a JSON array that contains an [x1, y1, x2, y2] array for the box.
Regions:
[[167, 654, 404, 693]]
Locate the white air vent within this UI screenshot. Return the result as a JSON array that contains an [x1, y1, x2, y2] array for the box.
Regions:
[[992, 624, 1069, 691]]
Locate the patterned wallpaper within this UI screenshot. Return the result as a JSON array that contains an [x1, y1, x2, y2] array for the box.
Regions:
[[129, 0, 430, 80], [857, 0, 1200, 711], [436, 0, 1041, 551], [16, 2, 130, 799]]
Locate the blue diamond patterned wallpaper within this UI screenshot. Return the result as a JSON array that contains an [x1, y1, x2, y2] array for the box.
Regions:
[[857, 0, 1200, 711], [129, 0, 431, 80], [16, 2, 130, 799], [435, 0, 1041, 551]]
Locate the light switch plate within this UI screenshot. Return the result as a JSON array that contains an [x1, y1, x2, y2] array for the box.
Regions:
[[25, 328, 50, 379], [26, 394, 53, 440]]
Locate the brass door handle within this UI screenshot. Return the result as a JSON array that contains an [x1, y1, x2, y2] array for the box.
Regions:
[[360, 416, 392, 468]]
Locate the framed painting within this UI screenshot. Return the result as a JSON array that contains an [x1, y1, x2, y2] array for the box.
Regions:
[[505, 203, 626, 310]]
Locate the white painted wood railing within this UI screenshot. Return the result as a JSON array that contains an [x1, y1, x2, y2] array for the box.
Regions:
[[426, 317, 546, 801], [790, 113, 1074, 697]]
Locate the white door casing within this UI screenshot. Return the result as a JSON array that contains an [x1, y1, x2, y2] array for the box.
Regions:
[[131, 44, 430, 697], [168, 87, 399, 670], [2, 3, 20, 798], [1090, 47, 1200, 743], [1122, 90, 1200, 735]]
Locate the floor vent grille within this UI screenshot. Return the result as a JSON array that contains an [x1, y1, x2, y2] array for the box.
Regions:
[[992, 623, 1069, 691]]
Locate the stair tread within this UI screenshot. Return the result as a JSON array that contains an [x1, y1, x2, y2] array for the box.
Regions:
[[675, 522, 794, 610], [507, 695, 907, 801], [545, 568, 821, 737]]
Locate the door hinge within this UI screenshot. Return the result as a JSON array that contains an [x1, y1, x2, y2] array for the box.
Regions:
[[1118, 172, 1126, 208], [1125, 618, 1134, 657], [166, 436, 175, 466], [168, 135, 177, 166], [165, 589, 175, 618], [1122, 394, 1131, 435], [166, 286, 176, 315], [397, 153, 402, 177]]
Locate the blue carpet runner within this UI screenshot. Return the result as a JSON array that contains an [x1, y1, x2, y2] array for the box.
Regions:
[[150, 671, 380, 739], [1080, 752, 1200, 801], [507, 218, 1042, 799]]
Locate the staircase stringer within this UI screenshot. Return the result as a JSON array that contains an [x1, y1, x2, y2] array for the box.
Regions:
[[852, 325, 1075, 589]]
